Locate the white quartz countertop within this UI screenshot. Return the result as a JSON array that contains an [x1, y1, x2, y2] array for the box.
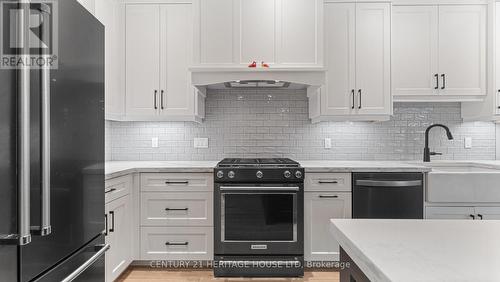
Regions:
[[105, 161, 219, 179], [330, 219, 500, 282], [104, 160, 500, 179]]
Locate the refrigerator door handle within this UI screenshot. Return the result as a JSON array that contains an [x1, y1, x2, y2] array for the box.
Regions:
[[30, 3, 52, 237], [60, 244, 110, 282], [39, 50, 52, 236], [14, 3, 32, 246]]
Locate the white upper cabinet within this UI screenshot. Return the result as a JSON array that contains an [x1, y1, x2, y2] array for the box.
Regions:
[[95, 0, 125, 120], [355, 3, 391, 115], [312, 2, 391, 122], [392, 6, 439, 97], [126, 4, 161, 117], [439, 6, 486, 97], [160, 4, 194, 117], [321, 3, 356, 116], [125, 3, 204, 122], [196, 0, 323, 67], [238, 0, 277, 64], [496, 2, 500, 115], [393, 4, 487, 102]]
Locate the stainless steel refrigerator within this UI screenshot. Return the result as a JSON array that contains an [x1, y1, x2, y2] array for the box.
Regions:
[[0, 0, 106, 281]]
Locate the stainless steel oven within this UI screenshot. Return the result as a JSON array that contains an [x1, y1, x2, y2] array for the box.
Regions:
[[214, 183, 304, 255]]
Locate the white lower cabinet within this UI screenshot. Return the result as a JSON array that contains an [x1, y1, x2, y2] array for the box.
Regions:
[[426, 206, 500, 220], [141, 226, 213, 261], [139, 173, 214, 262], [304, 173, 352, 262], [105, 192, 132, 282], [304, 192, 352, 261]]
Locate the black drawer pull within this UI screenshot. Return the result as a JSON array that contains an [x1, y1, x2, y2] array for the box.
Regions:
[[165, 181, 189, 185], [469, 214, 476, 220], [319, 195, 339, 198], [165, 241, 189, 246], [104, 214, 108, 236], [109, 211, 115, 232], [318, 180, 339, 184], [477, 214, 483, 220], [105, 188, 117, 194], [165, 208, 189, 211]]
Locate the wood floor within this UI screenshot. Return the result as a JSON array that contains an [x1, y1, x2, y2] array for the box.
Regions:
[[117, 267, 340, 282]]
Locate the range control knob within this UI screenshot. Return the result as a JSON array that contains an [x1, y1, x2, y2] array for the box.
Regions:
[[228, 171, 235, 179], [256, 171, 264, 179], [216, 170, 224, 178], [284, 171, 292, 178], [295, 171, 303, 179]]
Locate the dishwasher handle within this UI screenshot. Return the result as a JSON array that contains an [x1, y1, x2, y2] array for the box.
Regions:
[[355, 180, 422, 187]]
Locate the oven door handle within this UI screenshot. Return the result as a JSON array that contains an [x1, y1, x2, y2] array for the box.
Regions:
[[219, 186, 300, 192], [355, 180, 422, 187]]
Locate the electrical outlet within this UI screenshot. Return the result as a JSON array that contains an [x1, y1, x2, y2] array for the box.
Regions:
[[194, 138, 209, 148], [151, 137, 159, 148], [464, 137, 472, 149], [324, 138, 332, 149]]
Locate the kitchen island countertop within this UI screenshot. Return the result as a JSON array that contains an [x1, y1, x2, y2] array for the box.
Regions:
[[330, 219, 500, 282]]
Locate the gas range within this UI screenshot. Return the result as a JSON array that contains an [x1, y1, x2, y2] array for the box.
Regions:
[[215, 158, 304, 183], [213, 158, 305, 277]]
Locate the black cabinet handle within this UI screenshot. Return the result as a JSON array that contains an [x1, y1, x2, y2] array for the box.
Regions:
[[161, 90, 165, 110], [319, 195, 339, 198], [104, 214, 108, 236], [109, 211, 115, 232], [351, 89, 355, 109], [441, 74, 446, 90], [154, 90, 158, 109], [469, 214, 475, 220], [165, 241, 189, 246], [358, 89, 362, 109], [434, 74, 439, 89], [477, 214, 483, 220], [165, 181, 189, 185], [318, 180, 339, 184], [165, 208, 189, 211], [105, 188, 116, 194]]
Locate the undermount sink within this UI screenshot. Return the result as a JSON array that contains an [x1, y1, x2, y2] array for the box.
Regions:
[[421, 162, 500, 203]]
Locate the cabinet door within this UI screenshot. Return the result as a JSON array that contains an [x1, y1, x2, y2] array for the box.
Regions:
[[238, 0, 277, 64], [392, 6, 439, 97], [125, 5, 160, 117], [304, 192, 351, 261], [475, 207, 500, 220], [496, 3, 500, 114], [159, 4, 194, 117], [279, 0, 322, 65], [438, 5, 486, 97], [199, 0, 235, 64], [105, 195, 132, 282], [355, 3, 391, 115], [323, 3, 356, 115], [425, 206, 475, 219], [95, 0, 124, 119]]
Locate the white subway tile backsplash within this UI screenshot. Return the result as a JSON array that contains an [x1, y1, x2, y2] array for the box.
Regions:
[[105, 89, 496, 161]]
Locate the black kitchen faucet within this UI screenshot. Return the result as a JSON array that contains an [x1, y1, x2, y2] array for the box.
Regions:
[[423, 124, 454, 162]]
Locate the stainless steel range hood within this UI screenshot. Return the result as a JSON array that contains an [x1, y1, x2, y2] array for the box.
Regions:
[[224, 80, 291, 89], [189, 66, 326, 92]]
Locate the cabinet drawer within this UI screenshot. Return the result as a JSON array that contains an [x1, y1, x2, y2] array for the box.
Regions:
[[141, 192, 213, 226], [105, 174, 132, 203], [305, 173, 352, 192], [141, 173, 213, 192], [140, 226, 213, 261]]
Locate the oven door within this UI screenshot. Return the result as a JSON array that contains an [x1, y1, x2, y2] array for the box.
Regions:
[[214, 184, 304, 255]]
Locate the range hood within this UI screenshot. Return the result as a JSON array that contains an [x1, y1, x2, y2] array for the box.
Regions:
[[189, 66, 326, 91]]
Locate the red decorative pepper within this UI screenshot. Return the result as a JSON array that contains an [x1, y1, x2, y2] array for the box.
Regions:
[[248, 61, 257, 68]]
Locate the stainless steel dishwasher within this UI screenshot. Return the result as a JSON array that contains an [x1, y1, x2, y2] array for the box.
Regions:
[[352, 173, 424, 219]]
